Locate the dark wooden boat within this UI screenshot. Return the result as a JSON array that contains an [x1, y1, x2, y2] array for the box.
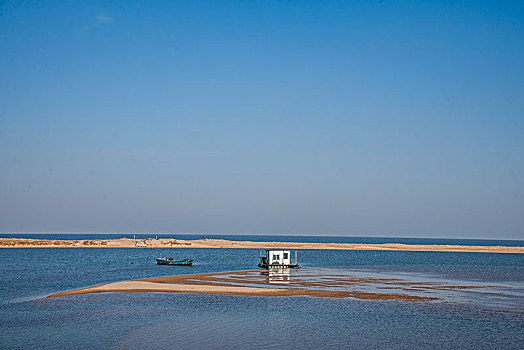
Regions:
[[156, 257, 195, 266]]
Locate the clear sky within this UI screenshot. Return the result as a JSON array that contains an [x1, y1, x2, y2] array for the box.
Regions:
[[1, 1, 523, 239]]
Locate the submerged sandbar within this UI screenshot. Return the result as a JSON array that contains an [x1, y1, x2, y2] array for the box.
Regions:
[[47, 270, 439, 302], [1, 237, 522, 253], [48, 268, 518, 307]]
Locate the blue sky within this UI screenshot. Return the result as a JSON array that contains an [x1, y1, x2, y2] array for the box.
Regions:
[[1, 1, 523, 238]]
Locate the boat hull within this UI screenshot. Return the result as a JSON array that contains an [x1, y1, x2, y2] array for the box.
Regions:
[[156, 258, 194, 266], [258, 263, 300, 269]]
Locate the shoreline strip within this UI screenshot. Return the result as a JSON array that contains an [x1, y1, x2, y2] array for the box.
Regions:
[[1, 237, 522, 253]]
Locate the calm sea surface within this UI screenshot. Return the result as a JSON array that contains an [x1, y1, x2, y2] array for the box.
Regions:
[[0, 234, 523, 349]]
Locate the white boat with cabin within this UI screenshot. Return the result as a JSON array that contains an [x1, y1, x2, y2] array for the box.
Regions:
[[258, 249, 300, 269]]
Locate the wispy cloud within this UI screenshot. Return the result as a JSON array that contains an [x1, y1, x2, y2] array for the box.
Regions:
[[95, 13, 113, 24]]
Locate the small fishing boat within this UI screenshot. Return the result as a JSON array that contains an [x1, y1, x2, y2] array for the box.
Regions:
[[156, 257, 195, 266]]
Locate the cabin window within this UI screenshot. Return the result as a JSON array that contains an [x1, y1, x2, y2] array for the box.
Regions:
[[283, 253, 288, 259], [273, 255, 280, 260]]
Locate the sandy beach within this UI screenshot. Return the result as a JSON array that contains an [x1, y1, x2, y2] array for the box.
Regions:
[[1, 237, 522, 253]]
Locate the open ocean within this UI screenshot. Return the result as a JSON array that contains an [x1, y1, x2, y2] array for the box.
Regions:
[[0, 234, 523, 349]]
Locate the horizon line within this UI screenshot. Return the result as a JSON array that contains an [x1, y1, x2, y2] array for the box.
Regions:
[[1, 232, 522, 241]]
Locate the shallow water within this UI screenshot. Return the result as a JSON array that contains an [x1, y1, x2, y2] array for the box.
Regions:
[[0, 242, 523, 349]]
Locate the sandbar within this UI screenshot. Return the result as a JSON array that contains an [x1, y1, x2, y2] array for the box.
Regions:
[[47, 270, 439, 302], [1, 237, 522, 253]]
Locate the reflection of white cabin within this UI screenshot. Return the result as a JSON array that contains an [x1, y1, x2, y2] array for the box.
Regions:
[[258, 249, 299, 269], [268, 268, 291, 284]]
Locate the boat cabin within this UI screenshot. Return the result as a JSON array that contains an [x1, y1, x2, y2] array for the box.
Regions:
[[258, 249, 300, 269]]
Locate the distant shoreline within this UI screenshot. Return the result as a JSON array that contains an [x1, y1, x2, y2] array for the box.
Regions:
[[1, 238, 522, 253]]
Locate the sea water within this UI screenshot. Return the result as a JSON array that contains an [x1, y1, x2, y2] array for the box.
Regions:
[[0, 235, 522, 349]]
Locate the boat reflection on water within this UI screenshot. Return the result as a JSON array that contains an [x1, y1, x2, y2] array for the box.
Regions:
[[262, 268, 292, 284]]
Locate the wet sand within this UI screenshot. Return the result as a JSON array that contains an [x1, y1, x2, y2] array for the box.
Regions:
[[1, 237, 522, 253], [48, 268, 521, 307], [47, 270, 439, 302]]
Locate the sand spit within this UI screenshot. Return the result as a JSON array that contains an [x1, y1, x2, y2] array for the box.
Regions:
[[47, 270, 439, 302], [1, 237, 522, 253]]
